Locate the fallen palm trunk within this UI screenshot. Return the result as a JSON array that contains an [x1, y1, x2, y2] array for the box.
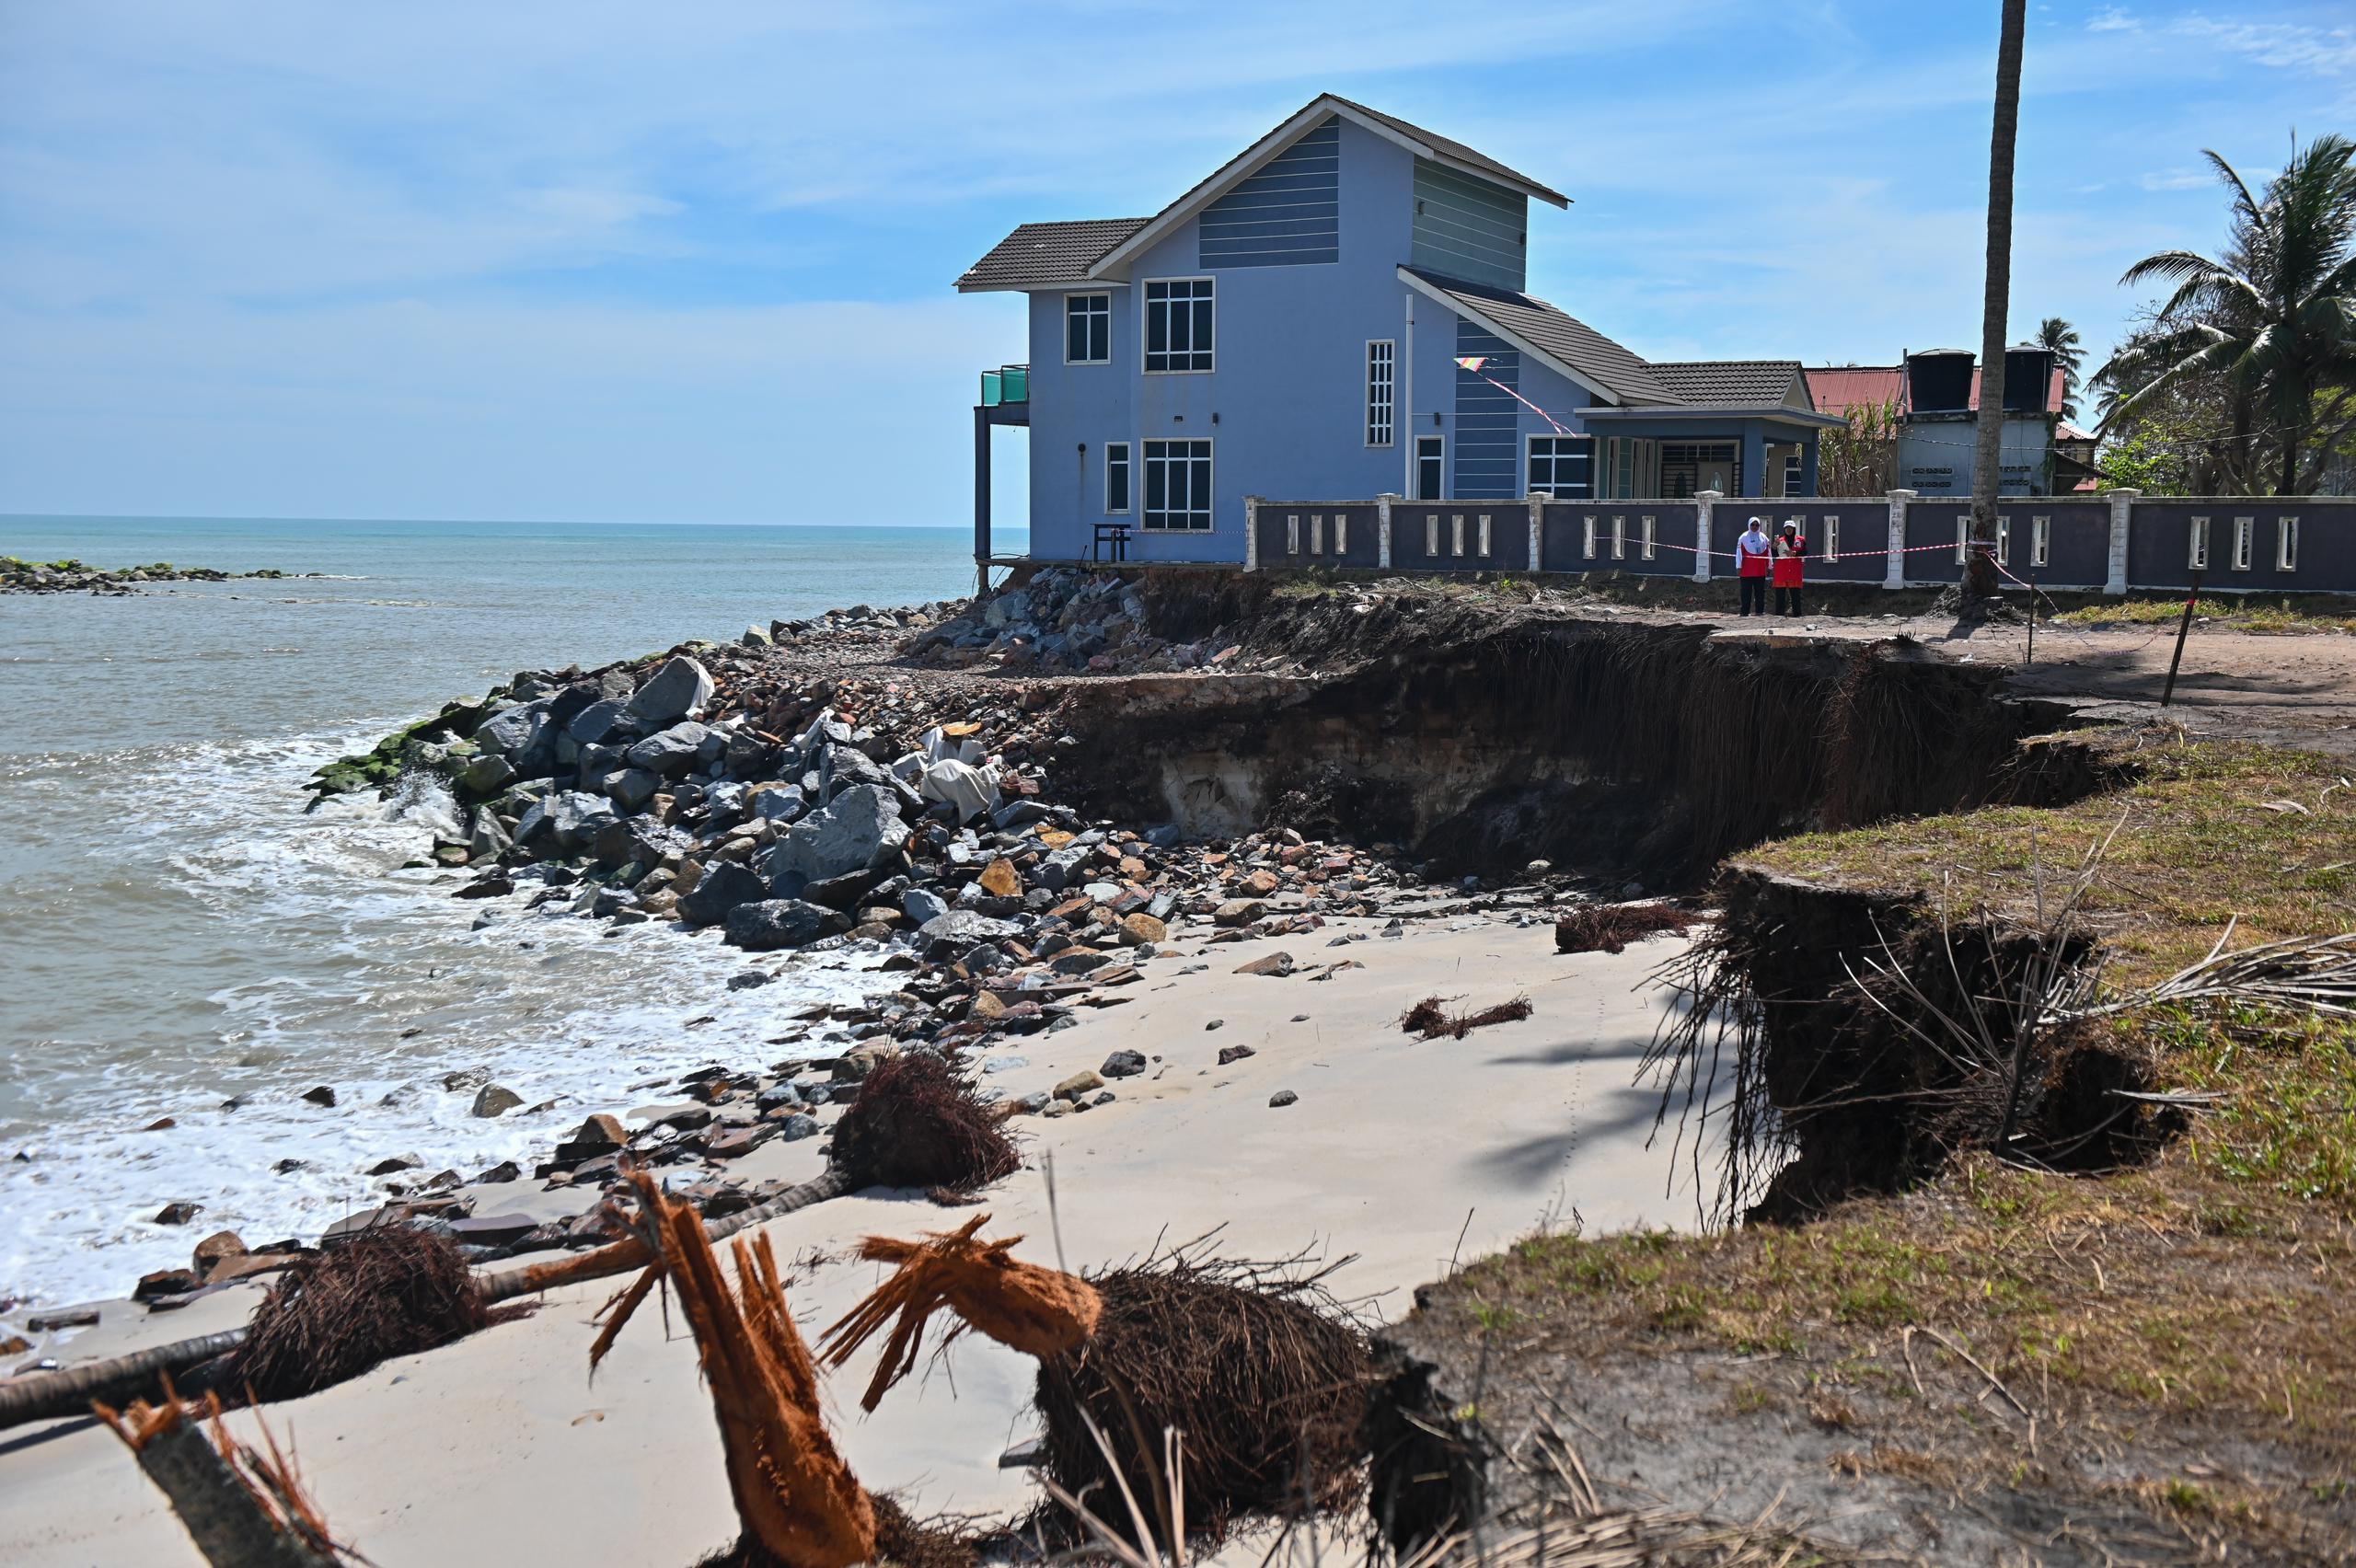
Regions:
[[96, 1390, 347, 1568], [594, 1169, 876, 1568], [821, 1217, 1374, 1539]]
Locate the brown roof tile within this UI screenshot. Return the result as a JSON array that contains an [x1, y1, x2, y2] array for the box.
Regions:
[[956, 218, 1150, 292]]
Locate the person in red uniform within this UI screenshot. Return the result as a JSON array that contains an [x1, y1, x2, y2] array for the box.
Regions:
[[1772, 520, 1807, 617], [1735, 516, 1771, 616]]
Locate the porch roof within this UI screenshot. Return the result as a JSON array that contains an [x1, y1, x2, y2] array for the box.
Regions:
[[1577, 404, 1847, 430]]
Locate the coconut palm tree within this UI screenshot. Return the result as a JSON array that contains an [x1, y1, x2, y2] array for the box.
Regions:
[[1966, 0, 2027, 602], [2036, 317, 2083, 421], [2097, 133, 2356, 495]]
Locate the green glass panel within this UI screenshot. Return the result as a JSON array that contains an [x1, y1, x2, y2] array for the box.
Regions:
[[1003, 367, 1029, 402], [980, 370, 1002, 408]]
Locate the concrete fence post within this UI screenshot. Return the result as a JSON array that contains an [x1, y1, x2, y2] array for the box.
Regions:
[[1526, 492, 1547, 574], [1692, 490, 1719, 582], [1244, 496, 1261, 572], [2105, 488, 2139, 595], [1377, 493, 1396, 570], [1885, 489, 1917, 589]]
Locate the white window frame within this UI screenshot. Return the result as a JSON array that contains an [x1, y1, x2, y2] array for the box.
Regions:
[[2031, 514, 2050, 568], [1139, 438, 1213, 531], [1822, 514, 1841, 561], [1140, 276, 1214, 375], [1104, 441, 1132, 514], [1415, 435, 1445, 502], [2189, 515, 2211, 571], [1582, 513, 1598, 559], [1526, 432, 1594, 500], [1365, 340, 1395, 448], [1064, 292, 1111, 365], [1639, 514, 1657, 560], [2278, 515, 2299, 571], [2231, 515, 2254, 571]]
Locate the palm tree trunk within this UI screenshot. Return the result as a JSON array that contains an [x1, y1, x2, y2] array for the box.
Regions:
[[1968, 0, 2028, 601]]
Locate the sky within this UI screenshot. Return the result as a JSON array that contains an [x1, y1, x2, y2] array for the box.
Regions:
[[2, 1, 2351, 526]]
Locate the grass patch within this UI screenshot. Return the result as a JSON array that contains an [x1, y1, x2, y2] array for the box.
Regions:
[[2052, 593, 2356, 635]]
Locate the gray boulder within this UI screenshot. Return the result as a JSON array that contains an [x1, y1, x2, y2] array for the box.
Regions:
[[760, 784, 908, 887], [917, 909, 1017, 959], [678, 860, 768, 927], [1035, 844, 1094, 892], [468, 810, 514, 862], [471, 1084, 524, 1118], [474, 699, 550, 759], [546, 790, 618, 848], [606, 767, 662, 810], [458, 752, 515, 795], [627, 656, 713, 724], [626, 721, 710, 778], [903, 887, 950, 925], [724, 899, 844, 952], [751, 784, 808, 824], [818, 745, 890, 800], [567, 698, 627, 746]]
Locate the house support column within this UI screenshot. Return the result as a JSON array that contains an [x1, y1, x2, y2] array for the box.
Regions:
[[1798, 436, 1820, 498], [1739, 425, 1767, 500], [1885, 489, 1917, 590], [1692, 490, 1719, 583], [1377, 494, 1395, 569], [973, 407, 992, 596], [1244, 495, 1261, 572], [2105, 488, 2138, 595], [1526, 492, 1545, 573]]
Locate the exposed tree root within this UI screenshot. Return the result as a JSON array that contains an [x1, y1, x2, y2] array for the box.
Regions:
[[1553, 902, 1694, 955], [1401, 995, 1533, 1040]]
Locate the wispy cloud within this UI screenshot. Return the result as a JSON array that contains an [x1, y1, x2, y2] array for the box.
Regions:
[[2087, 6, 2141, 32], [2171, 15, 2356, 74], [2140, 167, 2216, 190]]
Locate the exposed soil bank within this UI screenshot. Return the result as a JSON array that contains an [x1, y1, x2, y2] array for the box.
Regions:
[[1047, 594, 2116, 888]]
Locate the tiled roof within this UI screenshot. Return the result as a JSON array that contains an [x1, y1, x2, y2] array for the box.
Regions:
[[1327, 95, 1570, 206], [1646, 360, 1807, 409], [956, 218, 1150, 292], [1405, 268, 1678, 405]]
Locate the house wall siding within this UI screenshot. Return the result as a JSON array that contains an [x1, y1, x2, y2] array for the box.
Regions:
[[1197, 117, 1341, 269], [1451, 322, 1520, 501], [1410, 157, 1528, 292]]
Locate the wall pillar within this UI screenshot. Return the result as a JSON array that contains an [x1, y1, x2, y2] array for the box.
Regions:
[[1378, 493, 1396, 569], [973, 406, 993, 595], [1885, 489, 1917, 589], [1243, 495, 1260, 572], [1692, 489, 1719, 582], [1526, 491, 1546, 573], [1739, 424, 1767, 499], [2105, 487, 2138, 595], [1798, 435, 1820, 498]]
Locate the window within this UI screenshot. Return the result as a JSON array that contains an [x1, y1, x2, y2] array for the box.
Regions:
[[1477, 514, 1493, 557], [1783, 450, 1804, 496], [1822, 514, 1841, 561], [2278, 515, 2299, 571], [1611, 513, 1626, 560], [1639, 514, 1657, 559], [1334, 514, 1349, 554], [1142, 439, 1212, 530], [1366, 341, 1395, 447], [1424, 513, 1439, 556], [1143, 279, 1213, 373], [1104, 442, 1131, 513], [1582, 513, 1598, 559], [1066, 293, 1110, 364], [1286, 513, 1300, 555], [1449, 513, 1465, 558], [1311, 514, 1324, 554], [1415, 435, 1444, 501], [2189, 515, 2210, 570], [2031, 514, 2050, 568], [1659, 441, 1736, 500], [1527, 435, 1593, 499], [2232, 515, 2254, 571]]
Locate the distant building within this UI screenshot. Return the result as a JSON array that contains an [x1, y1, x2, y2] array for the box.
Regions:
[[1805, 350, 2085, 496], [961, 94, 1843, 565]]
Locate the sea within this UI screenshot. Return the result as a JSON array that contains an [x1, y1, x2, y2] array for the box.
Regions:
[[0, 515, 1020, 1312]]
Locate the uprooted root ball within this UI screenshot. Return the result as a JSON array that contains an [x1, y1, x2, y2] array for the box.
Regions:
[[697, 1497, 978, 1568], [1034, 1258, 1375, 1537], [225, 1226, 509, 1402], [1553, 901, 1694, 955], [1400, 995, 1533, 1040], [830, 1052, 1021, 1193]]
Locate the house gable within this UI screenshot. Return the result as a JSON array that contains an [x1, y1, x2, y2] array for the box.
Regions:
[[1195, 115, 1341, 270]]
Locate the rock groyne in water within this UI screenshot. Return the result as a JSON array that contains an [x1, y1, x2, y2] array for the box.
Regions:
[[2, 557, 307, 594]]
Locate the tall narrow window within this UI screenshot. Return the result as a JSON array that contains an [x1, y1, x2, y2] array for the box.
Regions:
[[1449, 513, 1465, 558], [2031, 514, 2050, 568], [2278, 515, 2300, 571], [2232, 515, 2254, 571], [1424, 513, 1440, 556], [1639, 514, 1656, 559], [1310, 514, 1324, 555], [2188, 515, 2210, 570], [1611, 514, 1626, 560], [1334, 514, 1349, 555], [1143, 279, 1214, 373], [1822, 514, 1841, 561], [1527, 435, 1594, 499], [1477, 514, 1493, 557], [1366, 340, 1395, 447], [1582, 513, 1598, 559], [1104, 442, 1131, 513], [1994, 514, 2010, 567], [1956, 517, 1971, 565], [1066, 294, 1110, 364], [1415, 435, 1444, 502], [1141, 439, 1212, 530], [1287, 514, 1300, 556]]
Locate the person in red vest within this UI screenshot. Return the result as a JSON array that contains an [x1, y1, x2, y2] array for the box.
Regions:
[[1772, 519, 1807, 617], [1735, 516, 1771, 616]]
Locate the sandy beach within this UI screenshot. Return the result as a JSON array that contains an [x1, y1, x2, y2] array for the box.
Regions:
[[0, 911, 1710, 1566]]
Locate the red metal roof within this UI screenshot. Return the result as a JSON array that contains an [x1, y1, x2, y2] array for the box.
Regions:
[[1803, 363, 2069, 418]]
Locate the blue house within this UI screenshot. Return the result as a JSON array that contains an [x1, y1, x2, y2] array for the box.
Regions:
[[960, 95, 1842, 566]]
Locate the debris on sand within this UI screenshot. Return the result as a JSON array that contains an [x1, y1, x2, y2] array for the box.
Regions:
[[592, 1170, 875, 1568], [224, 1226, 513, 1402], [822, 1217, 1372, 1537], [827, 1053, 1022, 1193], [97, 1388, 352, 1566], [1400, 995, 1534, 1040], [1553, 901, 1694, 955]]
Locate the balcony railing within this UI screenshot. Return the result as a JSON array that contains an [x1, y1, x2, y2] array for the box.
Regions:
[[979, 363, 1030, 408]]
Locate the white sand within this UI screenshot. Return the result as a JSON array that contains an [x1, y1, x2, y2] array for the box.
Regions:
[[0, 915, 1718, 1566]]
